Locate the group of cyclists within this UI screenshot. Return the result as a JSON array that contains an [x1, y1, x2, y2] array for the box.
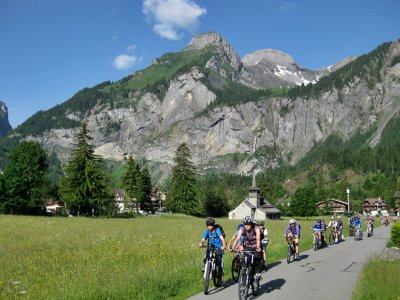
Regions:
[[198, 212, 376, 288]]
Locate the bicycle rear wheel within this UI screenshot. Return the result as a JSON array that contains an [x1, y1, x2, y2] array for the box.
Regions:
[[231, 255, 240, 281], [238, 268, 249, 300], [203, 261, 211, 295]]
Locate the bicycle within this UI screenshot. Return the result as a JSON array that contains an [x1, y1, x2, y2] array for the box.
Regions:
[[328, 228, 336, 245], [238, 250, 260, 300], [231, 249, 242, 281], [286, 236, 296, 263], [354, 226, 363, 241], [367, 222, 373, 237], [202, 245, 223, 295], [312, 230, 321, 251]]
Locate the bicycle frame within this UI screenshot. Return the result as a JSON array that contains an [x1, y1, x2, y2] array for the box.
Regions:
[[238, 250, 258, 300]]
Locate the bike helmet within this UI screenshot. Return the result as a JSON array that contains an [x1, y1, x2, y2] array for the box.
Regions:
[[257, 220, 264, 226], [330, 216, 334, 220], [289, 218, 296, 224], [237, 223, 244, 230], [317, 219, 322, 223], [243, 216, 254, 225], [337, 216, 341, 219], [206, 217, 215, 226]]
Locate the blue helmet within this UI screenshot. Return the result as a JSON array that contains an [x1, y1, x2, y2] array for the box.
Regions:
[[237, 224, 244, 230]]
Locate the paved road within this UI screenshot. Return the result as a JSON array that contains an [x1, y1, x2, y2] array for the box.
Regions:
[[189, 224, 391, 300]]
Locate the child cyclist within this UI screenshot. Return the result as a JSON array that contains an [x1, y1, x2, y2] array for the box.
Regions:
[[284, 219, 301, 260], [199, 217, 227, 278]]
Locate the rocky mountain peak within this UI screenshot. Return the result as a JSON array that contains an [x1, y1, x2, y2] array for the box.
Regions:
[[0, 101, 12, 137], [186, 32, 229, 50], [242, 49, 295, 67]]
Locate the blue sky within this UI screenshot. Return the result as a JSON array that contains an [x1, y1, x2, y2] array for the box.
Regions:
[[1, 0, 399, 128]]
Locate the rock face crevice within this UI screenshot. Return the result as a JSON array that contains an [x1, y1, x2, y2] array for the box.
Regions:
[[0, 101, 12, 137], [16, 34, 400, 180]]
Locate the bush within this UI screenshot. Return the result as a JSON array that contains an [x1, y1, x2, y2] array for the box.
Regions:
[[391, 222, 400, 247]]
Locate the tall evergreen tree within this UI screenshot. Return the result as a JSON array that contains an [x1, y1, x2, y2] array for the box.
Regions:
[[121, 155, 142, 212], [139, 165, 153, 213], [168, 143, 202, 216], [61, 124, 111, 216], [0, 141, 49, 214]]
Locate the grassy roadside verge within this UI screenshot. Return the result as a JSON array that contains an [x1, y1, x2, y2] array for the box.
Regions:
[[352, 258, 400, 300]]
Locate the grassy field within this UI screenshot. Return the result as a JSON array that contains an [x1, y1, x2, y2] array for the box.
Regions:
[[0, 214, 358, 299], [352, 258, 400, 300]]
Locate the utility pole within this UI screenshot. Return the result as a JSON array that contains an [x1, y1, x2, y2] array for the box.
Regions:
[[346, 189, 351, 213]]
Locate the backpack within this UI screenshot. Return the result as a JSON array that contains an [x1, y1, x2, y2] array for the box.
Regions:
[[214, 224, 226, 239]]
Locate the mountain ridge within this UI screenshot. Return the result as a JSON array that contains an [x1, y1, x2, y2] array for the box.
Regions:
[[2, 33, 400, 183]]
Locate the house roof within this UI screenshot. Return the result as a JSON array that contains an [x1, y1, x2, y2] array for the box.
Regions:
[[363, 198, 385, 205], [243, 200, 256, 209], [316, 199, 348, 206], [258, 207, 281, 214]]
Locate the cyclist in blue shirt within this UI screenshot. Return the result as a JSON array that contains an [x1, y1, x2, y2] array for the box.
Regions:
[[199, 217, 227, 277], [284, 219, 301, 260], [312, 219, 325, 246], [228, 223, 245, 251], [351, 215, 362, 229]]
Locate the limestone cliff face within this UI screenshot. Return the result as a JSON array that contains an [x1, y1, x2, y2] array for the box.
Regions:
[[23, 36, 400, 180], [0, 101, 12, 137]]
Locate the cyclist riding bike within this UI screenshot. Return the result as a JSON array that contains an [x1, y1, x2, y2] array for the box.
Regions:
[[312, 219, 325, 246], [228, 223, 245, 252], [336, 215, 344, 241], [231, 216, 262, 281], [284, 219, 301, 260], [351, 215, 362, 234], [366, 215, 374, 233], [256, 220, 269, 268], [199, 217, 227, 278]]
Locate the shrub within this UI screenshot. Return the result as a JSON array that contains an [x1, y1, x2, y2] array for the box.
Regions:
[[391, 222, 400, 247]]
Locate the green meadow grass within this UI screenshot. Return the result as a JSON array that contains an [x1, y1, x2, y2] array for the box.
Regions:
[[0, 215, 354, 299], [352, 258, 400, 300]]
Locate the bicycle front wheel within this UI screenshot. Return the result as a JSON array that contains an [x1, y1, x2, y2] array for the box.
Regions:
[[238, 268, 249, 300], [329, 233, 335, 245], [213, 263, 223, 287], [231, 256, 240, 281], [287, 245, 292, 263], [203, 261, 211, 295]]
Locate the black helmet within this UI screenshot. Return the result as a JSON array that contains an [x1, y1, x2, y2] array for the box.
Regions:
[[243, 216, 254, 225], [206, 217, 215, 226]]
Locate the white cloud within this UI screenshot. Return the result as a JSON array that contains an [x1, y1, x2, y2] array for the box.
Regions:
[[113, 54, 138, 70], [142, 0, 207, 40], [278, 1, 298, 12], [126, 44, 137, 52]]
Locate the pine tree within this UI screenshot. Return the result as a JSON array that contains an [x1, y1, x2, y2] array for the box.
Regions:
[[121, 155, 142, 212], [61, 124, 111, 216], [139, 165, 153, 213], [168, 143, 202, 216], [0, 141, 49, 214]]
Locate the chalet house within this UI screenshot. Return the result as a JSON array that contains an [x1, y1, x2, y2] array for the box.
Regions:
[[362, 197, 388, 216], [45, 199, 62, 214], [229, 174, 281, 220], [316, 198, 349, 214], [114, 189, 137, 212]]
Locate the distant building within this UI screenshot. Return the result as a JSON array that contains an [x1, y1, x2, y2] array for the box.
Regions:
[[45, 199, 62, 214], [362, 197, 388, 216], [316, 199, 349, 214], [114, 189, 137, 213], [228, 172, 281, 220]]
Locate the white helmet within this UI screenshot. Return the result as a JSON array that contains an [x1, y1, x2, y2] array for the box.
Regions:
[[289, 218, 296, 224]]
